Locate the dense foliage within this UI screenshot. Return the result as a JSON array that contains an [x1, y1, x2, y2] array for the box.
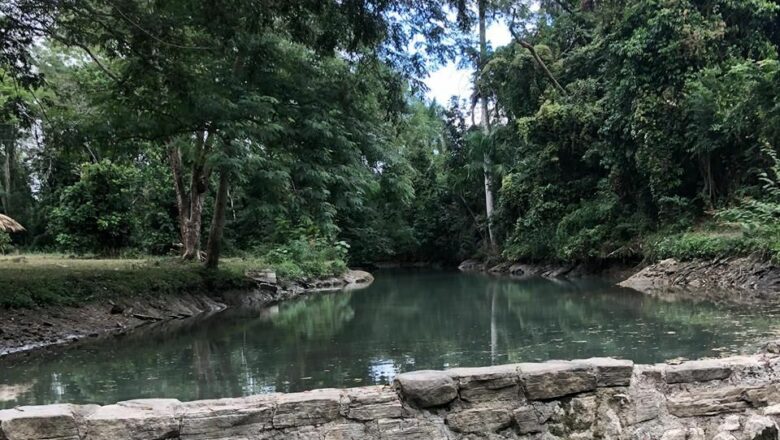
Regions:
[[0, 0, 778, 268]]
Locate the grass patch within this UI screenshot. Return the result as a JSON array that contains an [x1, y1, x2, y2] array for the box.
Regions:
[[644, 224, 780, 263], [0, 256, 248, 309]]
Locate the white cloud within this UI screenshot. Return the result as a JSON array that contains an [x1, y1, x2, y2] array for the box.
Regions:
[[424, 21, 512, 104]]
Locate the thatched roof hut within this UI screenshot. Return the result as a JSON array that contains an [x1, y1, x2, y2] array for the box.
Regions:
[[0, 214, 25, 233]]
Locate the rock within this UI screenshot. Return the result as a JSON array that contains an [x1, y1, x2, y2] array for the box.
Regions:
[[566, 395, 597, 431], [659, 428, 705, 440], [321, 422, 369, 440], [765, 404, 780, 416], [273, 389, 344, 428], [712, 433, 738, 440], [458, 259, 486, 272], [667, 386, 751, 417], [583, 358, 634, 387], [763, 341, 780, 354], [0, 404, 94, 440], [446, 364, 520, 402], [82, 399, 181, 440], [109, 304, 125, 314], [626, 390, 664, 425], [513, 406, 543, 434], [394, 370, 458, 408], [664, 359, 732, 384], [343, 270, 374, 288], [445, 404, 513, 433], [376, 418, 448, 440], [177, 395, 276, 439], [745, 415, 779, 440], [720, 415, 741, 431], [344, 386, 403, 421], [519, 361, 597, 400], [247, 269, 277, 285]]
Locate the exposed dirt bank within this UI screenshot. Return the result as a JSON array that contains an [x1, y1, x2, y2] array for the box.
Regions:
[[0, 269, 373, 358]]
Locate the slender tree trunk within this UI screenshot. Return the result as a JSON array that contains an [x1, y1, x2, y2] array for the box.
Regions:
[[180, 131, 211, 261], [2, 144, 11, 215], [205, 169, 229, 269], [168, 144, 189, 245], [478, 0, 496, 248]]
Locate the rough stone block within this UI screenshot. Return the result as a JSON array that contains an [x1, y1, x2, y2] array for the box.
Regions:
[[273, 389, 344, 428], [667, 387, 751, 417], [376, 418, 448, 440], [394, 370, 457, 408], [513, 406, 543, 434], [344, 386, 402, 421], [519, 361, 597, 400], [745, 415, 779, 440], [177, 395, 275, 438], [445, 404, 512, 433], [321, 422, 370, 440], [446, 364, 520, 402], [582, 358, 634, 387], [0, 404, 94, 440], [660, 428, 705, 440], [664, 359, 732, 384], [82, 399, 181, 440]]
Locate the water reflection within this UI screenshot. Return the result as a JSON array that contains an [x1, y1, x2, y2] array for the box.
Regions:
[[1, 270, 778, 407]]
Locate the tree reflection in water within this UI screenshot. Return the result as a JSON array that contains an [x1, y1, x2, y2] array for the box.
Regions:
[[1, 270, 779, 408]]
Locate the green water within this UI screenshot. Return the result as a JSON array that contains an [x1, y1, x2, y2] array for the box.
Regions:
[[1, 270, 778, 407]]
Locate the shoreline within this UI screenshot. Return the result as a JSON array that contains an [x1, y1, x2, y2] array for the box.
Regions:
[[0, 269, 374, 359]]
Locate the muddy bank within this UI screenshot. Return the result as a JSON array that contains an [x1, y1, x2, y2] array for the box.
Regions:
[[0, 269, 373, 358]]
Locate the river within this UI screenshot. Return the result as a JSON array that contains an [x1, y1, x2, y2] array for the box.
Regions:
[[1, 269, 779, 407]]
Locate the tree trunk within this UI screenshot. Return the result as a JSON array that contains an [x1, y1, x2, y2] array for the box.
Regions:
[[205, 169, 229, 269], [168, 144, 189, 245], [178, 131, 211, 261], [478, 0, 496, 248]]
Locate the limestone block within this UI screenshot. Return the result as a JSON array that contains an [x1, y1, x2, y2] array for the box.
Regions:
[[82, 399, 181, 440], [625, 390, 664, 425], [0, 404, 95, 440], [667, 387, 750, 417], [664, 359, 732, 384], [376, 418, 449, 440], [519, 361, 597, 400], [344, 386, 402, 421], [513, 405, 543, 434], [712, 433, 737, 440], [445, 404, 513, 433], [321, 422, 371, 440], [177, 395, 275, 439], [446, 364, 520, 402], [719, 414, 741, 431], [659, 428, 705, 440], [273, 389, 344, 428], [394, 370, 458, 408], [744, 415, 779, 440], [582, 358, 634, 387]]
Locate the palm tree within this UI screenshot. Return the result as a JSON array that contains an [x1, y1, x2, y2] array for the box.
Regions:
[[0, 214, 25, 233]]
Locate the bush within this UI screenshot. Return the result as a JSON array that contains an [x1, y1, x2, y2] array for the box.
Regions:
[[49, 160, 138, 255], [261, 237, 349, 280]]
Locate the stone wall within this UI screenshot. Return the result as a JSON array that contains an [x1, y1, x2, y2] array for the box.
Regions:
[[1, 354, 779, 439]]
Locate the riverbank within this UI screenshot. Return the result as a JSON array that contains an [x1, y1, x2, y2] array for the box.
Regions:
[[0, 256, 373, 357], [459, 256, 780, 299], [1, 349, 778, 439]]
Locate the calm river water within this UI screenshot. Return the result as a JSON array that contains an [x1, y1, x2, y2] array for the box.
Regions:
[[1, 270, 779, 407]]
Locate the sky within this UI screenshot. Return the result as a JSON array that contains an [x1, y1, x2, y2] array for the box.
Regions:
[[423, 22, 514, 104]]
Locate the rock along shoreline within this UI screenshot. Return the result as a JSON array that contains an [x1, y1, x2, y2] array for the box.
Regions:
[[1, 350, 779, 439], [0, 269, 374, 358], [458, 257, 780, 299]]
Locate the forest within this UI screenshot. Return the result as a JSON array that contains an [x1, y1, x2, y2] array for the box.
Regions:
[[1, 0, 779, 273]]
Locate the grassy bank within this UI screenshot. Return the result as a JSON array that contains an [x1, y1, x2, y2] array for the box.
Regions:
[[0, 251, 347, 309], [0, 256, 249, 309]]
